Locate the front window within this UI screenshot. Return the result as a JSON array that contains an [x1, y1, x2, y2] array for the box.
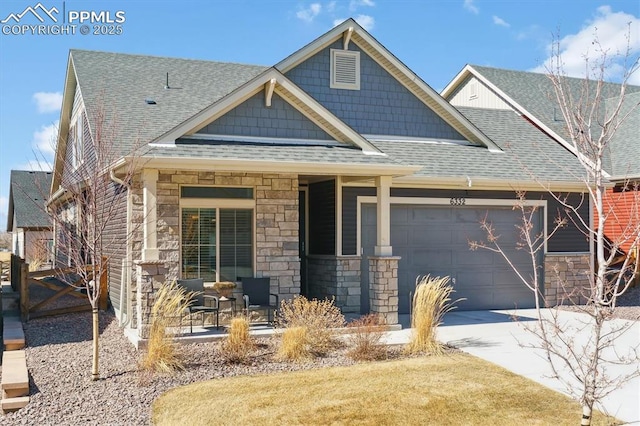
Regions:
[[181, 207, 253, 282]]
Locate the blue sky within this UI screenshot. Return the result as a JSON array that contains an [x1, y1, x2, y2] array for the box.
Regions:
[[0, 0, 638, 231]]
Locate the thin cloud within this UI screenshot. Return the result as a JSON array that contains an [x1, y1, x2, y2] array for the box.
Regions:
[[463, 0, 479, 15], [32, 121, 58, 158], [493, 16, 510, 28], [33, 91, 62, 113], [297, 3, 322, 23], [327, 1, 337, 13], [531, 6, 640, 82], [350, 0, 375, 10], [351, 14, 374, 31]]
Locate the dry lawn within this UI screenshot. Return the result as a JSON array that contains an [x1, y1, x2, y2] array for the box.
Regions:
[[152, 354, 616, 426]]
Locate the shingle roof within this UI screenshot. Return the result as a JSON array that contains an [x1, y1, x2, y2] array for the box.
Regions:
[[608, 92, 640, 179], [8, 170, 52, 229], [469, 65, 640, 177], [376, 107, 587, 184], [71, 50, 268, 157]]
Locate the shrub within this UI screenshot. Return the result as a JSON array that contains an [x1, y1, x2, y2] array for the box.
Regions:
[[277, 296, 345, 357], [278, 326, 310, 361], [140, 281, 192, 374], [346, 314, 387, 361], [405, 275, 459, 355], [220, 316, 254, 364]]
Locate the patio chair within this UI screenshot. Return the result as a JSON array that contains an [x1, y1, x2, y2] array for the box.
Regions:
[[241, 277, 278, 326], [177, 278, 220, 333]]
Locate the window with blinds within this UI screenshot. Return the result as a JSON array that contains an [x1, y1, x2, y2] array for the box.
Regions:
[[330, 49, 360, 90], [181, 207, 253, 282]]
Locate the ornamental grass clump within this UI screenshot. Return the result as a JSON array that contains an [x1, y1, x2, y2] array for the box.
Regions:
[[277, 296, 345, 357], [346, 314, 387, 361], [278, 326, 310, 361], [140, 281, 192, 375], [405, 275, 460, 355], [220, 316, 254, 364]]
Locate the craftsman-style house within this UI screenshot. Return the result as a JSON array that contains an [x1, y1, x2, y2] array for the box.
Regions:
[[50, 19, 592, 340]]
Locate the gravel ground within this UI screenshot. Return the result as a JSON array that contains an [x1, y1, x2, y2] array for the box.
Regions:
[[557, 284, 640, 320]]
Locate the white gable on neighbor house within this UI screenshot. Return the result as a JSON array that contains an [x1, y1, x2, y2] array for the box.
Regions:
[[446, 74, 512, 110]]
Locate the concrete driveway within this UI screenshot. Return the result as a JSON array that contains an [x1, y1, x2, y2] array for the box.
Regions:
[[384, 309, 640, 424]]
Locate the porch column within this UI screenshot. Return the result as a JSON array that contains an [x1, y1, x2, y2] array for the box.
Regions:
[[142, 169, 159, 261], [375, 175, 392, 256]]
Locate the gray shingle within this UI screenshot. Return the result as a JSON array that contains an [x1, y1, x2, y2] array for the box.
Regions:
[[9, 170, 52, 229], [607, 92, 640, 178]]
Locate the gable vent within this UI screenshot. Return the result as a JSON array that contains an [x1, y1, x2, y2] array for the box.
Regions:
[[331, 49, 360, 90]]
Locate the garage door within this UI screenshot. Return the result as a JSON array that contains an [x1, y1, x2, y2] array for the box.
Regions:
[[361, 204, 542, 314]]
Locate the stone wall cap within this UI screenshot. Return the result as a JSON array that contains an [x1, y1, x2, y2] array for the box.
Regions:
[[367, 256, 402, 260], [134, 260, 166, 266]]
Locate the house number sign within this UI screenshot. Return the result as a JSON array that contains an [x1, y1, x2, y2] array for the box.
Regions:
[[450, 197, 466, 206]]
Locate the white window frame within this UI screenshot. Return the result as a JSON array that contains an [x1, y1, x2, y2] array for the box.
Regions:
[[330, 49, 360, 90], [180, 196, 256, 283], [70, 110, 84, 170]]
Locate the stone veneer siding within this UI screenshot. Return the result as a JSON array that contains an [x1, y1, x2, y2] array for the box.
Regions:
[[130, 170, 300, 330], [135, 260, 168, 338], [307, 255, 361, 313], [544, 253, 591, 306], [368, 256, 400, 325]]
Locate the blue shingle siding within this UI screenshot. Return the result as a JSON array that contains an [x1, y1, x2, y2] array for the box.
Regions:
[[285, 41, 465, 140], [199, 92, 333, 140]]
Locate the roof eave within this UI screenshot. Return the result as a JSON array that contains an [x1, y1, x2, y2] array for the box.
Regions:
[[138, 156, 418, 177]]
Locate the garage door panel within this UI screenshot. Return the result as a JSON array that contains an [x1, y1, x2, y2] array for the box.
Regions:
[[412, 207, 451, 222], [455, 250, 494, 266], [412, 229, 452, 246], [456, 270, 494, 288], [412, 249, 452, 267]]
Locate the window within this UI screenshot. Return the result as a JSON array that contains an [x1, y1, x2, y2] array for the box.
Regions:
[[71, 112, 84, 168], [181, 208, 253, 282], [330, 49, 360, 90]]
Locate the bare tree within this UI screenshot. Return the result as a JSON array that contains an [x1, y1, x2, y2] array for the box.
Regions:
[[0, 231, 11, 251], [47, 102, 141, 381], [472, 32, 640, 425]]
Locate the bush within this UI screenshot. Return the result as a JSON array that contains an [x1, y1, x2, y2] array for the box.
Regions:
[[277, 296, 345, 357], [140, 281, 192, 374], [405, 275, 459, 355], [346, 314, 387, 361], [277, 326, 310, 361], [220, 316, 254, 364]]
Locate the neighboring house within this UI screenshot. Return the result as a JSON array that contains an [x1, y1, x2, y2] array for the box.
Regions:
[[442, 65, 640, 257], [7, 170, 54, 267], [50, 19, 590, 341]]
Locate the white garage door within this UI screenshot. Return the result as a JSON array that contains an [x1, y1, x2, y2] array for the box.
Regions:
[[361, 204, 543, 314]]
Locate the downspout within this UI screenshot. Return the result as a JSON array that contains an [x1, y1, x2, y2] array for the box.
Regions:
[[110, 168, 133, 327]]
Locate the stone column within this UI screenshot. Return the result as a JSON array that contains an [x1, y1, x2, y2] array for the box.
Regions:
[[135, 260, 167, 339], [368, 256, 400, 325]]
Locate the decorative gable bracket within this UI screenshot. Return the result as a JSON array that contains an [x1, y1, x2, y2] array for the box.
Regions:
[[265, 78, 276, 107], [343, 27, 353, 50]]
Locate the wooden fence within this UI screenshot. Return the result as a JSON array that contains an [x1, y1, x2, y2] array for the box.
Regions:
[[9, 254, 108, 321]]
